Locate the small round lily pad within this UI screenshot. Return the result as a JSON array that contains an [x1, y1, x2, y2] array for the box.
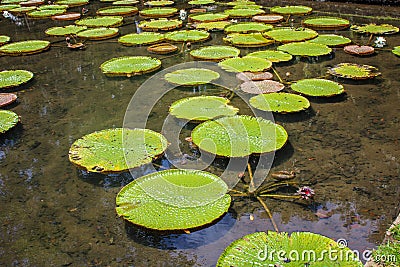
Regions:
[[0, 70, 34, 89], [75, 16, 124, 27], [96, 6, 138, 16], [190, 45, 240, 61], [224, 22, 273, 34], [118, 32, 164, 46], [218, 56, 272, 72], [169, 96, 238, 121], [0, 110, 19, 134], [327, 63, 381, 80], [0, 40, 50, 56], [393, 46, 400, 56], [45, 25, 87, 36], [277, 42, 332, 57], [246, 50, 292, 63], [100, 56, 161, 76], [302, 17, 350, 30], [0, 93, 17, 107], [250, 92, 310, 113], [270, 5, 312, 15], [223, 33, 274, 47], [164, 30, 210, 43], [69, 128, 168, 173], [351, 23, 399, 35], [307, 34, 351, 47], [264, 27, 318, 43], [139, 18, 182, 31], [164, 68, 220, 86], [291, 78, 344, 97], [240, 80, 284, 94]]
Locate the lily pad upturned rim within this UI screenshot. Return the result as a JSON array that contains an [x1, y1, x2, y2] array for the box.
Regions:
[[302, 16, 350, 30], [0, 93, 18, 107], [0, 69, 34, 89], [218, 56, 273, 72], [100, 56, 162, 76], [249, 92, 310, 113], [190, 45, 240, 61], [277, 42, 332, 57], [327, 63, 381, 80], [0, 109, 19, 134], [164, 68, 220, 86], [269, 5, 312, 15], [291, 78, 345, 97], [0, 40, 51, 56]]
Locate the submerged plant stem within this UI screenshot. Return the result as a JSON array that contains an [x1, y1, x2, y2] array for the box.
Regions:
[[271, 66, 284, 84], [256, 196, 279, 233], [247, 163, 255, 192]]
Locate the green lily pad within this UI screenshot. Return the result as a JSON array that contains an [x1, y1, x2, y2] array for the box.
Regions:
[[69, 128, 168, 173], [190, 45, 240, 61], [307, 34, 351, 47], [0, 0, 21, 3], [291, 78, 345, 97], [115, 169, 231, 230], [191, 115, 288, 157], [351, 23, 399, 35], [169, 96, 238, 121], [0, 40, 50, 56], [100, 56, 162, 76], [75, 16, 124, 27], [393, 46, 400, 56], [139, 7, 177, 18], [118, 32, 164, 46], [327, 63, 381, 80], [189, 13, 229, 23], [0, 110, 19, 134], [277, 42, 332, 57], [250, 92, 310, 113], [112, 0, 139, 5], [96, 6, 138, 16], [270, 5, 312, 15], [164, 68, 220, 86], [224, 22, 273, 34], [38, 4, 68, 10], [0, 70, 34, 89], [0, 4, 20, 11], [225, 0, 256, 6], [76, 27, 119, 40], [164, 30, 210, 43], [217, 231, 363, 266], [9, 6, 36, 14], [188, 0, 215, 5], [224, 8, 264, 18], [145, 0, 174, 6], [246, 50, 292, 63], [139, 18, 182, 31], [302, 16, 350, 30], [45, 25, 87, 36], [27, 8, 66, 18], [264, 27, 318, 43], [218, 56, 272, 72], [223, 33, 274, 47], [55, 0, 88, 7], [196, 21, 232, 31], [0, 35, 11, 45]]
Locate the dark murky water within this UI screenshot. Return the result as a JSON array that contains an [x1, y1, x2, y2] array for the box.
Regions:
[[1, 0, 400, 266]]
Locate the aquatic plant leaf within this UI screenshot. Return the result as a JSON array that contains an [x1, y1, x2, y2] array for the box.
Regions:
[[45, 25, 87, 36], [164, 68, 220, 86], [164, 30, 210, 43], [147, 42, 178, 54], [0, 40, 50, 56], [291, 78, 344, 97], [264, 27, 318, 43], [0, 70, 33, 89], [38, 4, 68, 10], [224, 22, 273, 34], [393, 46, 400, 57], [96, 6, 138, 16], [8, 6, 36, 13], [218, 56, 272, 72], [0, 35, 10, 45], [327, 63, 381, 80], [112, 0, 139, 5], [252, 14, 283, 24], [190, 45, 240, 61], [191, 115, 288, 157], [223, 33, 274, 47], [118, 32, 164, 46], [0, 110, 19, 134], [343, 45, 375, 56], [246, 50, 292, 63], [236, 71, 273, 82], [51, 12, 81, 20], [302, 16, 350, 30], [116, 169, 231, 230], [269, 5, 312, 15], [145, 0, 174, 6], [69, 128, 168, 173], [277, 42, 332, 56], [196, 21, 232, 31], [55, 0, 88, 7], [189, 13, 229, 23], [27, 8, 65, 18], [250, 92, 310, 113], [188, 0, 215, 5], [307, 34, 351, 47], [139, 7, 178, 18], [0, 4, 20, 12], [351, 23, 399, 35], [139, 18, 182, 31], [0, 93, 17, 108], [169, 96, 238, 121], [100, 56, 161, 76], [77, 27, 119, 40], [75, 16, 124, 27], [217, 231, 363, 266], [224, 8, 264, 18], [240, 80, 284, 94]]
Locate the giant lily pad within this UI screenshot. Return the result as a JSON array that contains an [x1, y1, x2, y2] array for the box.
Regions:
[[100, 56, 161, 76], [223, 33, 274, 47], [164, 30, 210, 43], [188, 0, 215, 5], [77, 27, 119, 40], [27, 8, 65, 18], [269, 5, 312, 15], [264, 27, 318, 43], [291, 78, 344, 97], [351, 23, 399, 35], [169, 96, 238, 121], [69, 128, 168, 173], [327, 63, 381, 80], [8, 6, 36, 14], [224, 22, 273, 34], [189, 13, 229, 23], [0, 70, 33, 89], [0, 40, 50, 56], [218, 56, 272, 72], [190, 45, 240, 61], [0, 93, 17, 107], [224, 8, 264, 18], [96, 6, 138, 16], [139, 7, 177, 18], [240, 80, 284, 94], [217, 231, 363, 266], [45, 25, 87, 36], [0, 110, 19, 134], [307, 34, 351, 47], [302, 16, 350, 30], [145, 0, 174, 6], [55, 0, 88, 7], [191, 115, 288, 157], [118, 32, 164, 46], [277, 42, 332, 57], [75, 16, 124, 27], [115, 169, 231, 230], [344, 45, 375, 56], [51, 12, 81, 21], [250, 92, 310, 113], [252, 14, 283, 24], [393, 46, 400, 56], [246, 50, 292, 63], [139, 18, 182, 31], [164, 68, 220, 86], [147, 42, 178, 54], [0, 4, 20, 11], [0, 35, 10, 45], [196, 21, 232, 31]]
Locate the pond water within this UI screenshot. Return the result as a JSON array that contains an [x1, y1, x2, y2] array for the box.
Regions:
[[1, 0, 400, 266]]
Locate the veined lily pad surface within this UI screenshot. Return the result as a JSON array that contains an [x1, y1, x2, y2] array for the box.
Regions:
[[291, 78, 345, 97], [224, 33, 274, 47], [100, 56, 161, 76], [77, 27, 119, 40], [75, 16, 124, 27], [264, 27, 318, 43], [189, 13, 229, 23], [217, 231, 363, 266], [270, 5, 312, 15], [224, 22, 273, 34], [302, 16, 350, 30], [118, 32, 164, 46], [277, 42, 332, 57], [0, 70, 34, 89], [0, 40, 50, 56], [139, 7, 178, 18], [393, 46, 400, 56], [224, 8, 264, 18], [0, 110, 19, 134], [115, 169, 231, 231], [218, 56, 272, 72], [96, 6, 138, 16], [191, 115, 288, 157], [246, 50, 292, 63], [250, 92, 310, 113], [190, 45, 240, 61], [240, 80, 284, 94], [196, 21, 232, 31], [139, 19, 182, 31], [45, 25, 87, 36], [344, 45, 375, 56], [164, 30, 209, 43], [308, 34, 351, 47], [327, 63, 381, 80], [69, 128, 168, 173], [27, 9, 66, 18], [351, 23, 399, 35], [169, 96, 238, 121], [164, 68, 220, 86]]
